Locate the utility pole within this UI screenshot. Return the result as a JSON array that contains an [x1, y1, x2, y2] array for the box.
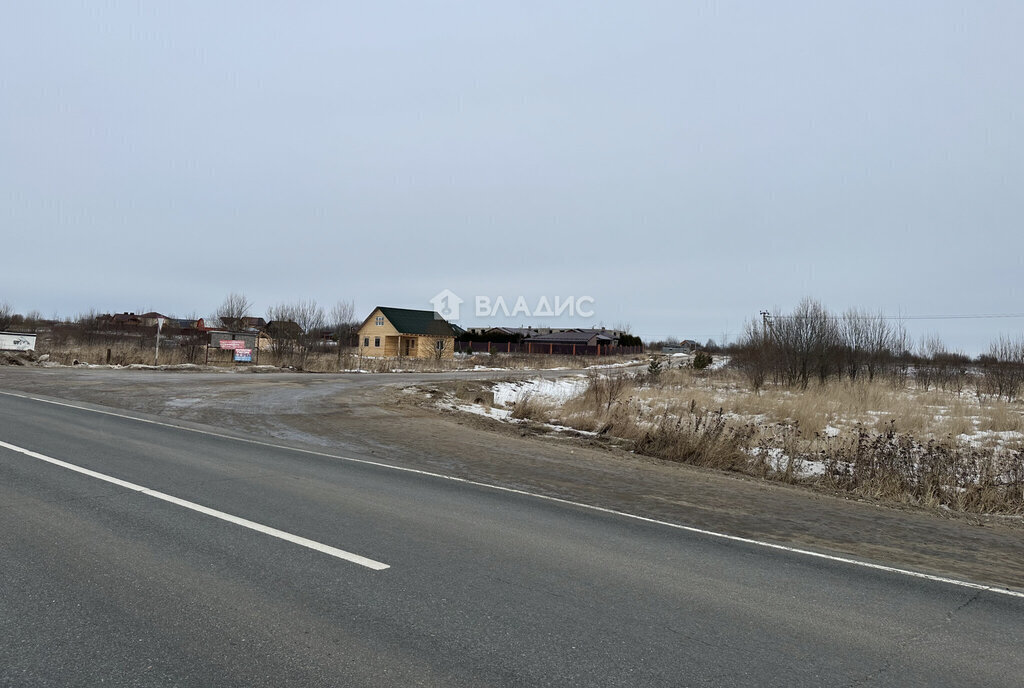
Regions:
[[760, 310, 771, 344], [154, 317, 165, 366]]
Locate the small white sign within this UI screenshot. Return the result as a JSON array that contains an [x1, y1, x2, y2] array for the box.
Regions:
[[0, 332, 36, 352]]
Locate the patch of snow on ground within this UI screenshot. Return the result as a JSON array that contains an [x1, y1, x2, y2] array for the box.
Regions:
[[444, 397, 597, 436], [492, 377, 588, 407], [749, 446, 827, 478], [708, 355, 730, 370], [586, 359, 644, 369], [454, 403, 512, 420], [957, 430, 1024, 447], [165, 397, 203, 408]]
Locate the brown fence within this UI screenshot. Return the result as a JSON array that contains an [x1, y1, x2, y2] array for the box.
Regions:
[[455, 341, 643, 356]]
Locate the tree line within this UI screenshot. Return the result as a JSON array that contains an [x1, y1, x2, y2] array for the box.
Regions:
[[0, 293, 363, 369], [729, 298, 1024, 400]]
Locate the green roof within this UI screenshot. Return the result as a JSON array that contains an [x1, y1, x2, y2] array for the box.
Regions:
[[377, 307, 456, 336]]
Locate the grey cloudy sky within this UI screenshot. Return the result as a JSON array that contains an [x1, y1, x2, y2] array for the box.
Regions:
[[2, 2, 1021, 352]]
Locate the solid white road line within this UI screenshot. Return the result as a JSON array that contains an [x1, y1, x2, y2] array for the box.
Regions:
[[0, 438, 389, 571], [1, 389, 1023, 599]]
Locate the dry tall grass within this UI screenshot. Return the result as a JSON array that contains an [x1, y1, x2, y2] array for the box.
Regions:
[[502, 363, 1024, 513], [43, 342, 192, 367]]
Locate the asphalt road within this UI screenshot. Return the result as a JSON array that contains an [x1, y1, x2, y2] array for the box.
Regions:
[[2, 389, 1023, 687]]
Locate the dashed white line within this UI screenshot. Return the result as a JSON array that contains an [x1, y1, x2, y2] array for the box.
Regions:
[[0, 437, 389, 571], [1, 389, 1022, 598]]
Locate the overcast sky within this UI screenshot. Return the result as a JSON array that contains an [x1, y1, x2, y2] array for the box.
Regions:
[[2, 2, 1021, 352]]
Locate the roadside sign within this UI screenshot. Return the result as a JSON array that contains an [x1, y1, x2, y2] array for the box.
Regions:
[[219, 340, 245, 350], [0, 332, 36, 351], [234, 348, 253, 362]]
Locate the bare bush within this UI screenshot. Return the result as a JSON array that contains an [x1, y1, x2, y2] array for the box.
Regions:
[[509, 394, 553, 421], [633, 404, 753, 471], [819, 423, 1024, 512], [579, 373, 632, 413]]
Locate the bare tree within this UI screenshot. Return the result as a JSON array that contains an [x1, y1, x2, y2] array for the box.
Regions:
[[213, 292, 253, 329], [329, 299, 358, 368], [840, 308, 872, 380], [863, 311, 893, 381], [770, 298, 838, 388], [21, 310, 44, 333], [266, 302, 296, 363], [915, 333, 946, 391], [0, 302, 13, 331], [420, 334, 451, 361], [983, 335, 1024, 401], [890, 320, 912, 388], [329, 300, 357, 344], [731, 319, 769, 393], [266, 299, 326, 369]]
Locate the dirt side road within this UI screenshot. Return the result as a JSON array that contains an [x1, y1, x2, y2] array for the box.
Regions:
[[2, 366, 1022, 591]]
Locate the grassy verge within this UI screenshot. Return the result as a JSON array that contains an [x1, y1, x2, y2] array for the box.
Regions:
[[503, 362, 1024, 514]]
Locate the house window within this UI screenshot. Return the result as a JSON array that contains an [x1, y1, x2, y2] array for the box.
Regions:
[[375, 316, 384, 326], [374, 337, 381, 347], [363, 337, 369, 347]]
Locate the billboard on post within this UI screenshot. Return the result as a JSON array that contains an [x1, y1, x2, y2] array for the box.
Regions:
[[233, 348, 253, 362]]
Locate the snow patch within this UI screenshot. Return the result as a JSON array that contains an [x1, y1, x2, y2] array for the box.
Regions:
[[492, 376, 589, 406]]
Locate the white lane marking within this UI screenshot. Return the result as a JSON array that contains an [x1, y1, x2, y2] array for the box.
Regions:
[[0, 438, 388, 571], [2, 389, 1023, 599]]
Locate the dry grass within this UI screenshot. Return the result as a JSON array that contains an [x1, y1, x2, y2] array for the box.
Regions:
[[642, 368, 1024, 449], [42, 342, 192, 367], [502, 361, 1024, 513]]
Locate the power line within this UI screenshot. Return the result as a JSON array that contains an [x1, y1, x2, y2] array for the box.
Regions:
[[767, 312, 1024, 321]]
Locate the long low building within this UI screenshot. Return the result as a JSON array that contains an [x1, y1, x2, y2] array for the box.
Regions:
[[521, 330, 615, 347]]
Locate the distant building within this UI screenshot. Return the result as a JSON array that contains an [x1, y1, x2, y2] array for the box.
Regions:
[[222, 316, 267, 331], [463, 326, 626, 342], [137, 312, 169, 327], [265, 320, 302, 339], [172, 317, 207, 332], [100, 312, 141, 328], [524, 330, 615, 347], [661, 340, 699, 354], [96, 311, 169, 329], [357, 307, 456, 359]]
